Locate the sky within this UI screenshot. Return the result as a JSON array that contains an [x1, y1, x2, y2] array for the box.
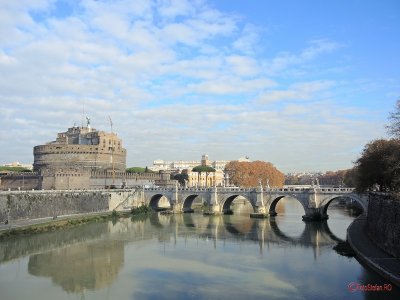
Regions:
[[0, 0, 399, 173]]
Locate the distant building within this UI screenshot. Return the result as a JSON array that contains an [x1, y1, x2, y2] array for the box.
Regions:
[[184, 168, 225, 187], [2, 162, 33, 170], [183, 155, 224, 187], [151, 154, 250, 172], [1, 122, 175, 190]]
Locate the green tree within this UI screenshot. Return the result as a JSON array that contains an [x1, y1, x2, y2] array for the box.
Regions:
[[126, 167, 154, 173], [354, 139, 400, 192], [0, 166, 32, 173], [173, 173, 189, 186], [386, 99, 400, 138]]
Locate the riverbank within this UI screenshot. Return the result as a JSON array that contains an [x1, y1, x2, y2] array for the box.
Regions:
[[0, 210, 129, 239], [347, 215, 400, 287]]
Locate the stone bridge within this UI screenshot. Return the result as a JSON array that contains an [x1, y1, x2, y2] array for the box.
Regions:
[[127, 185, 367, 220]]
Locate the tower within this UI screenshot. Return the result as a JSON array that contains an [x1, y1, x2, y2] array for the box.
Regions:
[[201, 154, 209, 166]]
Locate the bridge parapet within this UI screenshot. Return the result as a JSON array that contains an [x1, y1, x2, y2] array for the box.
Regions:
[[316, 188, 355, 193]]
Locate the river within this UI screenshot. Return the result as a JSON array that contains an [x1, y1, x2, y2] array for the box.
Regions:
[[0, 198, 399, 300]]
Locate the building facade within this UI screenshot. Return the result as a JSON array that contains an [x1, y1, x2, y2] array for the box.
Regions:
[[151, 155, 250, 172], [184, 169, 225, 187]]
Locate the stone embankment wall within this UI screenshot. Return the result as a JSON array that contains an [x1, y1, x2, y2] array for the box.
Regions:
[[0, 190, 109, 224], [0, 189, 145, 224], [366, 193, 400, 257]]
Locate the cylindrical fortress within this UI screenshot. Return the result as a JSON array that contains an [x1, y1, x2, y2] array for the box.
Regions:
[[33, 126, 126, 173]]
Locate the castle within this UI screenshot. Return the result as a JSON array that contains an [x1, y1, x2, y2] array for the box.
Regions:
[[1, 123, 172, 190]]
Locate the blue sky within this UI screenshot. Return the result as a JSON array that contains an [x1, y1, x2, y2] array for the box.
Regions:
[[0, 0, 399, 172]]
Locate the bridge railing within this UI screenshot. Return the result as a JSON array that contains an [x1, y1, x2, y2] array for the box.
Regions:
[[141, 186, 356, 193]]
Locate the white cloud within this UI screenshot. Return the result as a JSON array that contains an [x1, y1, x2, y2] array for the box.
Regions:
[[232, 24, 260, 54], [189, 77, 276, 95], [157, 0, 194, 18], [266, 40, 342, 74], [257, 80, 335, 103], [225, 55, 260, 77]]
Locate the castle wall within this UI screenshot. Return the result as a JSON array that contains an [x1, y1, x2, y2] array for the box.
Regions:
[[89, 171, 165, 189], [0, 173, 41, 190], [33, 144, 126, 173], [0, 171, 174, 190]]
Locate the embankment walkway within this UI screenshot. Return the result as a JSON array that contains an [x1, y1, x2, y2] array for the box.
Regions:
[[347, 216, 400, 287], [0, 211, 113, 234]]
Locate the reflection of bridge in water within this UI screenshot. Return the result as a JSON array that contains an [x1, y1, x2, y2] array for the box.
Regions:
[[152, 213, 344, 257]]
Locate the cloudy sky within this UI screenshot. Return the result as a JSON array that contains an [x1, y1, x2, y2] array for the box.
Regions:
[[0, 0, 399, 172]]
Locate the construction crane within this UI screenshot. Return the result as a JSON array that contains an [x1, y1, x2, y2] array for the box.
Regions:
[[108, 116, 115, 187], [108, 115, 113, 133]]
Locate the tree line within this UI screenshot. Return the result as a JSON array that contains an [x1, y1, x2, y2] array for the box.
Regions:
[[224, 160, 285, 188]]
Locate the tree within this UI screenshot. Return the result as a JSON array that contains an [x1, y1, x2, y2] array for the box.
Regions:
[[0, 166, 32, 173], [318, 169, 352, 186], [354, 139, 400, 192], [126, 167, 154, 173], [386, 99, 400, 138], [343, 168, 358, 188], [192, 165, 216, 186], [224, 160, 285, 188], [173, 173, 189, 186]]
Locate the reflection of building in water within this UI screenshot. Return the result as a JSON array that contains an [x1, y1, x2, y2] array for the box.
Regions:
[[28, 240, 124, 293]]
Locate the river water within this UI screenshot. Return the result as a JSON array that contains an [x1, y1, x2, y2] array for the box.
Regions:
[[0, 198, 399, 300]]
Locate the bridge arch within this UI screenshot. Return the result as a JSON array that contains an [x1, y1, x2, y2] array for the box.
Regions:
[[268, 195, 307, 216], [182, 194, 204, 212], [320, 194, 366, 216], [149, 193, 171, 211], [221, 195, 255, 214]]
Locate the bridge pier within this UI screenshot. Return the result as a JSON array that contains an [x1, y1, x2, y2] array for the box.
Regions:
[[250, 186, 268, 218], [169, 187, 184, 214], [302, 208, 328, 222], [203, 187, 223, 216], [250, 206, 269, 218], [203, 204, 223, 216]]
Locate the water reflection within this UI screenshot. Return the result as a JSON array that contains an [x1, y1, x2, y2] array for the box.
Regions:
[[28, 240, 124, 293], [0, 200, 399, 300]]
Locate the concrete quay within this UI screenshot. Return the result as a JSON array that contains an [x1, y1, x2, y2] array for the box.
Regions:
[[347, 215, 400, 288], [0, 210, 115, 234]]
